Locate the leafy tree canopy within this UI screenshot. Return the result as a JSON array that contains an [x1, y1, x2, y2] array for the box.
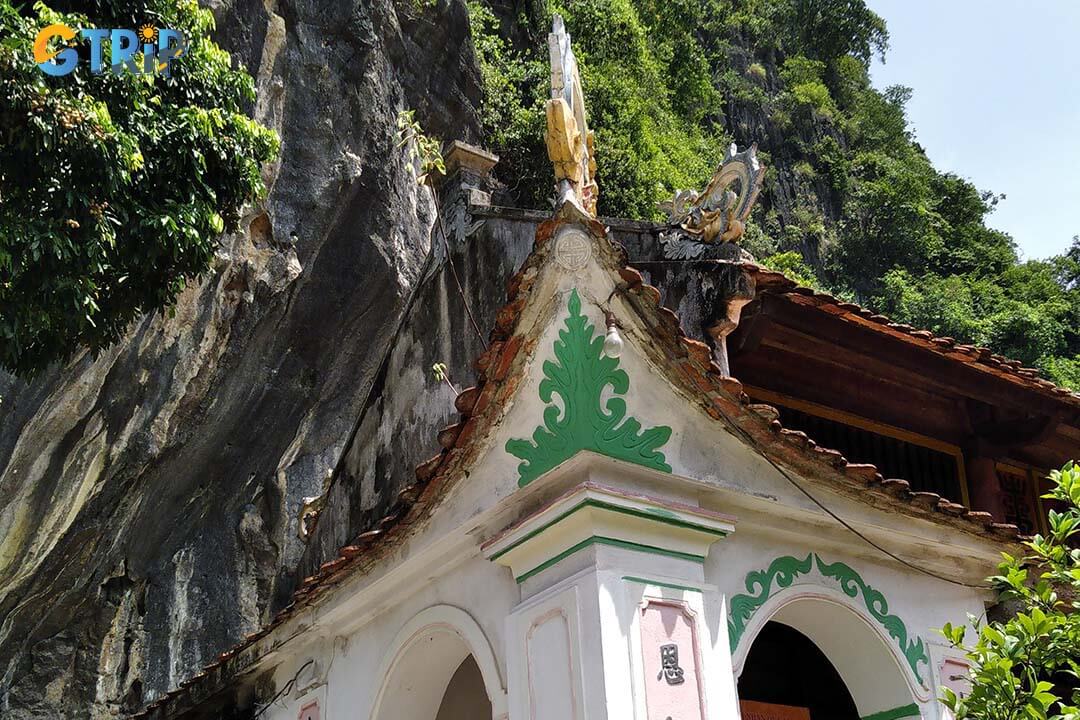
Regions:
[[468, 0, 1080, 389], [0, 0, 277, 376]]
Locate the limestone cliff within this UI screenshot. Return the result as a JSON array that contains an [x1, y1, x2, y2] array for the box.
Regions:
[[0, 0, 482, 715]]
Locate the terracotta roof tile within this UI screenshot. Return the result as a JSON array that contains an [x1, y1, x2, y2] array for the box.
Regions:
[[880, 478, 911, 498], [909, 491, 942, 509], [937, 500, 967, 516], [742, 264, 1080, 407], [843, 463, 881, 485]]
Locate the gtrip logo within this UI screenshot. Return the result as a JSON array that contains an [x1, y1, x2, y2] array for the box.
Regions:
[[33, 24, 187, 77]]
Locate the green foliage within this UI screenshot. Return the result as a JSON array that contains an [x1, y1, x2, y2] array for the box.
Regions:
[[467, 1, 549, 209], [762, 250, 818, 288], [0, 0, 278, 376], [468, 0, 725, 219], [397, 109, 445, 184], [780, 56, 835, 118], [942, 462, 1080, 720], [468, 0, 1080, 388], [876, 257, 1080, 380]]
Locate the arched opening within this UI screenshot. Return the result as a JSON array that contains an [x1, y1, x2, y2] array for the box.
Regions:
[[738, 622, 859, 718], [735, 594, 921, 720], [373, 628, 492, 720], [370, 606, 504, 720], [436, 655, 492, 720]]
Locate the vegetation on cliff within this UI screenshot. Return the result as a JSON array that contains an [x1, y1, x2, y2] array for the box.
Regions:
[[468, 0, 1080, 388], [0, 0, 277, 376]]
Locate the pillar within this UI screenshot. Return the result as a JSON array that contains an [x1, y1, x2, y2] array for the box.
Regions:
[[483, 465, 740, 720]]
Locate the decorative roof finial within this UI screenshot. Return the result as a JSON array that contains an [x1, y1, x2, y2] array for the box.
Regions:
[[545, 15, 598, 217], [658, 143, 766, 260]]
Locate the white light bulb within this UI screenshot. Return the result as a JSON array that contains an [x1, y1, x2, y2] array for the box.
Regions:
[[603, 324, 623, 358]]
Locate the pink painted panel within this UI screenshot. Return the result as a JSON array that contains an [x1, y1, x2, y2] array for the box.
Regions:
[[941, 657, 972, 699], [298, 700, 319, 720], [641, 601, 705, 720]]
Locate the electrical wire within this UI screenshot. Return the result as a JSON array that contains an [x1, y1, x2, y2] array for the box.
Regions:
[[710, 397, 994, 590], [427, 183, 487, 349], [252, 659, 315, 718], [604, 281, 993, 590]]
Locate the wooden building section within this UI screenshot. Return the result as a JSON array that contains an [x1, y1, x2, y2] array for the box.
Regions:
[[728, 271, 1080, 536]]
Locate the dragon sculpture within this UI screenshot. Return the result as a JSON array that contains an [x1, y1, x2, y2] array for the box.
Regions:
[[658, 143, 766, 260]]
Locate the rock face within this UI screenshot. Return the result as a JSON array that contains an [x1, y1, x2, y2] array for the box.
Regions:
[[0, 0, 482, 716]]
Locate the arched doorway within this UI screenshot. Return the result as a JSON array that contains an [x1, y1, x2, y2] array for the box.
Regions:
[[739, 622, 859, 718], [734, 593, 922, 720], [370, 605, 505, 720]]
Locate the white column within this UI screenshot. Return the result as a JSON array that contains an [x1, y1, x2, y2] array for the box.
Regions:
[[484, 480, 739, 720]]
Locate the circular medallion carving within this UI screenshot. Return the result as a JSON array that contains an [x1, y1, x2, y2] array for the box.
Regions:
[[554, 227, 592, 272]]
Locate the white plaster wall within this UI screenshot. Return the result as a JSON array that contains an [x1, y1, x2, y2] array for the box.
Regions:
[[433, 277, 1000, 585], [258, 553, 516, 720], [711, 527, 987, 719]]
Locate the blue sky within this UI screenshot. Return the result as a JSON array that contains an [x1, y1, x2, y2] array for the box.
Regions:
[[867, 0, 1079, 260]]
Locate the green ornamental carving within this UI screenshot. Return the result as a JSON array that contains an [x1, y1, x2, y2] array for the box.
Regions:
[[728, 554, 813, 651], [506, 289, 672, 486], [814, 555, 929, 684], [727, 553, 929, 686]]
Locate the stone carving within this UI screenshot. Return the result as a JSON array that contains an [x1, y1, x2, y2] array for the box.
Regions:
[[658, 143, 765, 260], [545, 15, 598, 216], [727, 553, 930, 686], [553, 226, 593, 273], [506, 289, 672, 486]]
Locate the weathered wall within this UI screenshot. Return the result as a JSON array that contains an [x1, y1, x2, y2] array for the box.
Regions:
[[298, 207, 534, 577], [0, 0, 482, 716], [298, 208, 665, 578]]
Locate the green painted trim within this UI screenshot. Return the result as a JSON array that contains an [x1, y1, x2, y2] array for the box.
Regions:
[[860, 703, 920, 720], [505, 289, 673, 486], [814, 555, 930, 687], [515, 536, 704, 583], [728, 553, 813, 651], [489, 497, 727, 561], [727, 553, 930, 687], [622, 576, 704, 593]]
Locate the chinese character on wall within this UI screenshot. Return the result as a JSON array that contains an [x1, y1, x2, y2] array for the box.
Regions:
[[659, 644, 685, 685]]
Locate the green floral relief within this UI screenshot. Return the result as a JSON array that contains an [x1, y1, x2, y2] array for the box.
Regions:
[[505, 289, 672, 487], [727, 553, 929, 686]]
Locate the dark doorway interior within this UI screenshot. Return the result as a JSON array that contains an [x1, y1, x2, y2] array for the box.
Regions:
[[738, 621, 860, 719], [435, 655, 492, 720]]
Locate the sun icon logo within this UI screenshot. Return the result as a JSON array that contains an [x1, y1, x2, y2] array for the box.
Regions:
[[138, 24, 159, 45]]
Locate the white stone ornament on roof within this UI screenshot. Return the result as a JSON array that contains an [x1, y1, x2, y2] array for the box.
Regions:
[[545, 15, 598, 217]]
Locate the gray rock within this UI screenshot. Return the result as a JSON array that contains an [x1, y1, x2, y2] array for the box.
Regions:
[[0, 0, 481, 715]]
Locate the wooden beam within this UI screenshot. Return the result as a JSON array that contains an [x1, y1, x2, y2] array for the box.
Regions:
[[754, 295, 1075, 418], [735, 344, 967, 443], [728, 305, 771, 358]]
